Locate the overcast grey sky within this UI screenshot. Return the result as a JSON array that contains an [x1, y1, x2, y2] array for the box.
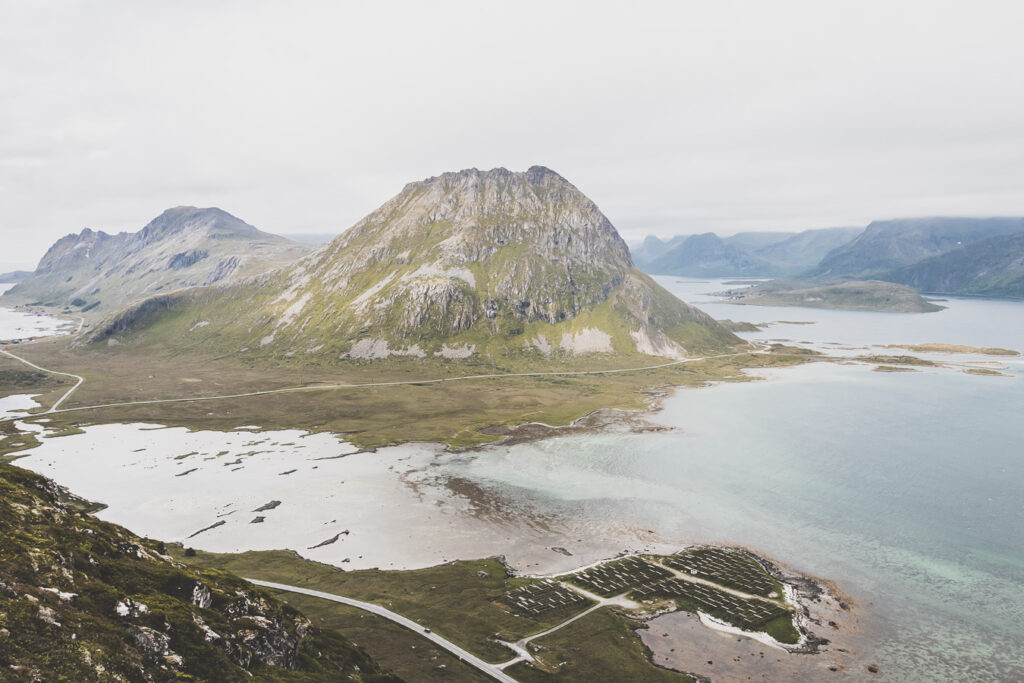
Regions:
[[2, 1, 1023, 270]]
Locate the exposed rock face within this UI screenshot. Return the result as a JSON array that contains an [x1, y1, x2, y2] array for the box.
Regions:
[[92, 167, 739, 361], [301, 166, 634, 331], [0, 462, 396, 681], [3, 207, 312, 315]]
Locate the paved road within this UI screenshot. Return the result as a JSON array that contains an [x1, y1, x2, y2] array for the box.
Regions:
[[0, 346, 766, 423], [0, 348, 84, 413], [247, 579, 518, 683]]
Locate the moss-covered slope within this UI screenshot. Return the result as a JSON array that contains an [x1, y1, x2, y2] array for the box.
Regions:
[[0, 462, 398, 682]]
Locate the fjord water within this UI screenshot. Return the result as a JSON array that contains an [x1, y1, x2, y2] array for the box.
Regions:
[[444, 279, 1024, 680], [0, 282, 71, 338]]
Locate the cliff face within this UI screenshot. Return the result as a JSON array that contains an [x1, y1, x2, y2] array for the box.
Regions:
[[271, 166, 634, 336], [0, 463, 396, 682], [90, 167, 740, 361], [4, 207, 312, 315]]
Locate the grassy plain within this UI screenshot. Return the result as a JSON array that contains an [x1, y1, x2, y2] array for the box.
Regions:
[[8, 337, 811, 449], [168, 549, 592, 664], [171, 545, 803, 680], [504, 609, 692, 682], [260, 592, 491, 682]]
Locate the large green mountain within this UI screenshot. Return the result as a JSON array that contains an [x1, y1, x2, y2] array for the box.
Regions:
[[0, 462, 397, 682], [881, 231, 1024, 297], [3, 207, 312, 316], [810, 217, 1024, 280], [89, 167, 740, 362]]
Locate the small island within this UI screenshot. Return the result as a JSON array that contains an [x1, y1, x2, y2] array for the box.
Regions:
[[720, 279, 944, 313]]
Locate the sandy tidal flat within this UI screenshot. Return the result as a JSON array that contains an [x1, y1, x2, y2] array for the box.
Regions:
[[13, 422, 668, 573], [0, 394, 41, 419]]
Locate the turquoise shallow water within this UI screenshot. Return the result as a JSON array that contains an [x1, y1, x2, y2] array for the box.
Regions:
[[443, 281, 1024, 680]]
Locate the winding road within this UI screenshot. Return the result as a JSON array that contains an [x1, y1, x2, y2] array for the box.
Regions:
[[247, 579, 519, 683], [0, 348, 84, 413], [0, 346, 767, 423]]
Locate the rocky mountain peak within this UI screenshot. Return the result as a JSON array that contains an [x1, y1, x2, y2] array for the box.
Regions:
[[6, 207, 312, 315], [137, 206, 261, 244], [94, 166, 737, 362]]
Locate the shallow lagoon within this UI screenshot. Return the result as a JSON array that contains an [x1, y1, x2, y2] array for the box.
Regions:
[[10, 278, 1024, 680], [0, 282, 73, 339]]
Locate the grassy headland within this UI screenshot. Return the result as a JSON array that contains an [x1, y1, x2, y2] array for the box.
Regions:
[[7, 337, 812, 449]]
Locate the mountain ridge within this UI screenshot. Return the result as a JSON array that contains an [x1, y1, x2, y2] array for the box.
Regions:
[[809, 216, 1024, 280], [87, 167, 740, 362], [4, 207, 312, 315], [634, 227, 862, 277], [880, 231, 1024, 297]]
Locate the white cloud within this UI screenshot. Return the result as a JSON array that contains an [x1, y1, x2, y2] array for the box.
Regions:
[[2, 0, 1023, 269]]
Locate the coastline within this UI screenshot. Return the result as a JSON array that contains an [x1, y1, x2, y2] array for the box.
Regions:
[[2, 324, 872, 676]]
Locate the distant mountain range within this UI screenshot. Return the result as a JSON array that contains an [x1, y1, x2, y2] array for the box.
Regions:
[[0, 270, 32, 283], [633, 227, 862, 277], [809, 217, 1024, 281], [881, 231, 1024, 298], [634, 217, 1024, 299], [87, 167, 740, 362], [2, 207, 312, 315]]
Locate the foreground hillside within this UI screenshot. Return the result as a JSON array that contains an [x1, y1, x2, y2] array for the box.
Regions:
[[3, 207, 311, 316], [0, 462, 397, 682], [88, 167, 739, 363]]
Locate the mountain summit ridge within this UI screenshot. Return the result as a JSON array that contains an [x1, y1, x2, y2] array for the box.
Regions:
[[90, 167, 739, 361], [4, 207, 312, 314]]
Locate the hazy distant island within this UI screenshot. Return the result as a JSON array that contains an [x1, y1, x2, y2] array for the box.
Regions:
[[718, 279, 945, 313], [633, 216, 1024, 309]]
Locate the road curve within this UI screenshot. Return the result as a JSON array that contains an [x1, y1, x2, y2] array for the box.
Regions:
[[0, 348, 84, 413], [0, 347, 767, 423], [246, 579, 518, 683]]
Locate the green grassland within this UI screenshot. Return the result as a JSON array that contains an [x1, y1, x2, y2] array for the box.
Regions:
[[506, 609, 693, 682], [169, 549, 593, 664], [172, 545, 804, 680], [9, 337, 811, 449], [259, 592, 491, 682]]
